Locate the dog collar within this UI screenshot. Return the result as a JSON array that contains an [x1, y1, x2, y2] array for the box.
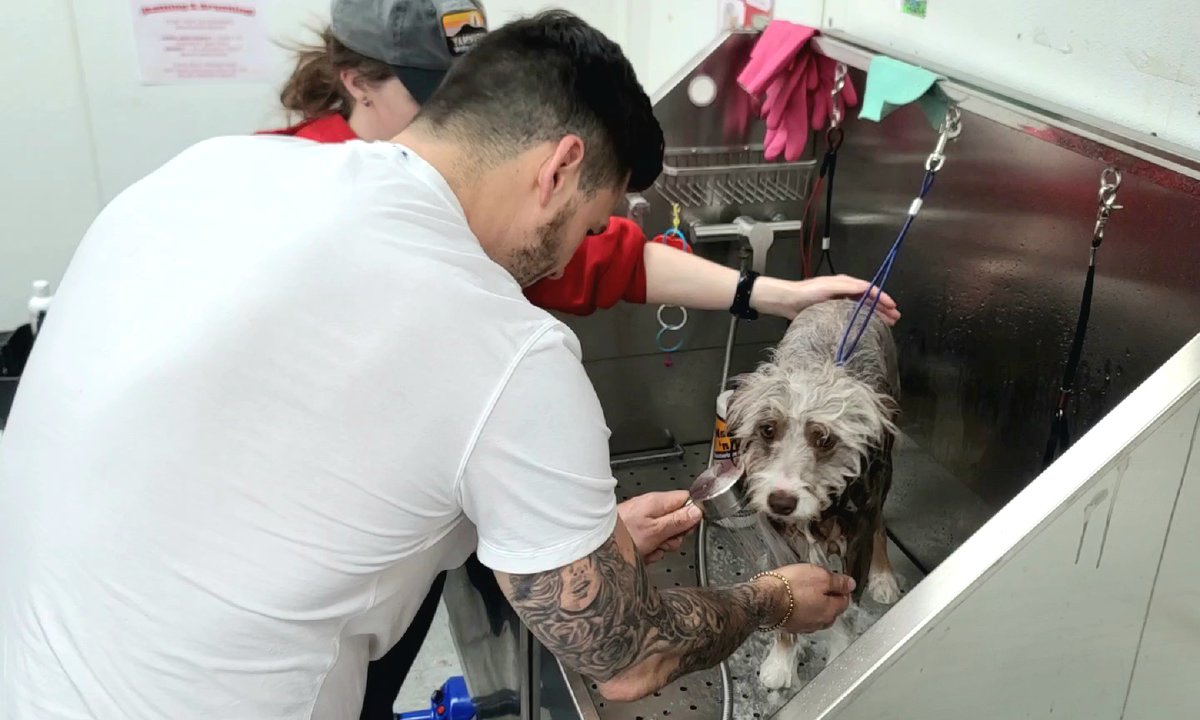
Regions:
[[729, 270, 760, 320]]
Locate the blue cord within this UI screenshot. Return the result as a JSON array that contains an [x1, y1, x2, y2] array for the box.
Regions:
[[835, 170, 937, 365]]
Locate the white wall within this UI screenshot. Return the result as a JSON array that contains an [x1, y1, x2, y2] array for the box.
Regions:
[[624, 0, 823, 97], [823, 0, 1200, 150], [1, 0, 103, 331]]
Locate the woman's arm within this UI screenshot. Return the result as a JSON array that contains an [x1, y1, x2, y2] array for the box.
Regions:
[[524, 216, 900, 324], [643, 241, 901, 324]]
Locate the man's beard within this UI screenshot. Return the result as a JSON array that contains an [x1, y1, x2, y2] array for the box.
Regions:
[[507, 202, 574, 288]]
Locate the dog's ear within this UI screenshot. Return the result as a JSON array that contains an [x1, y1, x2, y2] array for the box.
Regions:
[[724, 373, 759, 438], [726, 372, 752, 391], [879, 394, 901, 423]]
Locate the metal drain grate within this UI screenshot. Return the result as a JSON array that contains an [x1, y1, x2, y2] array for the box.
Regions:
[[567, 443, 924, 720]]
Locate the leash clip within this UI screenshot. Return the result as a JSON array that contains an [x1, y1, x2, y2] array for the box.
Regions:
[[1092, 167, 1123, 245], [924, 106, 963, 173], [829, 63, 848, 129]]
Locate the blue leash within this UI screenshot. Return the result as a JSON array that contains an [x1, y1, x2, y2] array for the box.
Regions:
[[834, 169, 936, 365], [834, 106, 962, 366]]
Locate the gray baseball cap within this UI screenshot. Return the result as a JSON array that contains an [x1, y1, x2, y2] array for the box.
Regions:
[[331, 0, 488, 104]]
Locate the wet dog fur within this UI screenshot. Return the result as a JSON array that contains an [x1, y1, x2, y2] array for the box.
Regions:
[[726, 299, 901, 689]]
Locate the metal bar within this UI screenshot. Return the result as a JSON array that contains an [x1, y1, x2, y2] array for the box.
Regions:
[[811, 34, 1200, 192], [662, 158, 818, 178], [692, 218, 804, 240], [663, 143, 764, 156], [558, 665, 603, 720], [610, 442, 687, 468], [519, 626, 539, 720]]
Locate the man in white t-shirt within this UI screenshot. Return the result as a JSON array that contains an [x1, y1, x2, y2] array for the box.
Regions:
[[0, 11, 856, 720]]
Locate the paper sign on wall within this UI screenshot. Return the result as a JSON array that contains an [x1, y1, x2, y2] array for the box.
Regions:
[[720, 0, 774, 31], [129, 2, 271, 85]]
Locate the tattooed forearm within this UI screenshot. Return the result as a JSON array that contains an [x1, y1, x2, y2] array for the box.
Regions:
[[500, 524, 784, 695]]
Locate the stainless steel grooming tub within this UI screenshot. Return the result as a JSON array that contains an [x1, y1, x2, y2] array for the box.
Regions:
[[442, 30, 1200, 720]]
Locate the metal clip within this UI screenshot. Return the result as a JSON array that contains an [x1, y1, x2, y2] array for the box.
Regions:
[[829, 62, 848, 129], [1092, 167, 1123, 245], [924, 106, 963, 173]]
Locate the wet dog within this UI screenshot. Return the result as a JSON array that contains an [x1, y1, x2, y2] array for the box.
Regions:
[[726, 299, 900, 689]]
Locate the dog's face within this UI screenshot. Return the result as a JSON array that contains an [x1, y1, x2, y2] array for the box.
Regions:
[[728, 362, 895, 524]]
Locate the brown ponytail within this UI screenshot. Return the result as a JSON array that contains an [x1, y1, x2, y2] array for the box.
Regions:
[[279, 27, 395, 120]]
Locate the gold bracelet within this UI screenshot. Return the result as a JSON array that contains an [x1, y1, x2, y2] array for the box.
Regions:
[[751, 571, 793, 632]]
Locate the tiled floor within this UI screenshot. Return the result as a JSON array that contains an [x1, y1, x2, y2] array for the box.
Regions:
[[392, 601, 464, 715]]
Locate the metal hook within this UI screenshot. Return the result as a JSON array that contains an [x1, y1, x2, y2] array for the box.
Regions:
[[829, 63, 848, 129], [1098, 168, 1122, 209], [1093, 167, 1123, 243], [924, 106, 963, 173], [833, 63, 848, 91]]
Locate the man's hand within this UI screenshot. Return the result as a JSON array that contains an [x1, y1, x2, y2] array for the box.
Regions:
[[755, 564, 855, 634], [618, 491, 702, 564], [752, 275, 901, 325]]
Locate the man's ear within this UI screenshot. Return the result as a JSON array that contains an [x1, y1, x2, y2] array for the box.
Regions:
[[537, 135, 586, 207]]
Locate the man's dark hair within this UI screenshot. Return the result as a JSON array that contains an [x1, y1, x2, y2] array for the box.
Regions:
[[416, 10, 664, 193]]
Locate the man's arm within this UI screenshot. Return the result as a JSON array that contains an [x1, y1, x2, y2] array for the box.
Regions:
[[497, 518, 787, 702]]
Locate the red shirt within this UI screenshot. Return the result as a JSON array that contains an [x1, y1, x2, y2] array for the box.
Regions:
[[261, 115, 648, 315]]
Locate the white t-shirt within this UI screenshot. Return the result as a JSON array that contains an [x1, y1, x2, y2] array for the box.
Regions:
[[0, 137, 618, 719]]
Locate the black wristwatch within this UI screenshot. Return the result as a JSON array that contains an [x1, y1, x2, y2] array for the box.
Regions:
[[729, 270, 760, 320]]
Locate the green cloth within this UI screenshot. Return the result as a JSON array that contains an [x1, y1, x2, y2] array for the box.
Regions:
[[859, 55, 948, 130]]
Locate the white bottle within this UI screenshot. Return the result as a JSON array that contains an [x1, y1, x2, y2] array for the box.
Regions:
[[28, 280, 53, 336]]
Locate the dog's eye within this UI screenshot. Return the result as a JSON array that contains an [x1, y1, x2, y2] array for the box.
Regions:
[[805, 422, 838, 453], [758, 423, 776, 441]]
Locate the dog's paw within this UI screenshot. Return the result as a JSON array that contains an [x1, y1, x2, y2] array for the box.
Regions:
[[868, 568, 901, 605], [759, 649, 795, 690], [759, 636, 799, 690]]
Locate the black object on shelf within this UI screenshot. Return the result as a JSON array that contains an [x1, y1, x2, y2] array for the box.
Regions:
[[1, 324, 35, 430]]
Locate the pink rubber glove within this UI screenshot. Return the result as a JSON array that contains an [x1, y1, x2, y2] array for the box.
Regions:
[[781, 73, 812, 161], [763, 54, 810, 130], [765, 123, 788, 160], [811, 74, 830, 130], [737, 21, 817, 95]]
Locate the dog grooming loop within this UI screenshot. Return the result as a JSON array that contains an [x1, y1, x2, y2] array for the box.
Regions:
[[1042, 167, 1124, 469]]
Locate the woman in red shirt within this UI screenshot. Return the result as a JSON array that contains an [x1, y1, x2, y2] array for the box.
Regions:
[[266, 9, 898, 719]]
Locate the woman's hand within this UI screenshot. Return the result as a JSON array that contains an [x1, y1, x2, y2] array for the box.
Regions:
[[752, 274, 901, 324], [617, 490, 702, 564]]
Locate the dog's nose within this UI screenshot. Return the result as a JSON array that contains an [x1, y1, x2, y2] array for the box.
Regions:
[[767, 491, 798, 516]]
